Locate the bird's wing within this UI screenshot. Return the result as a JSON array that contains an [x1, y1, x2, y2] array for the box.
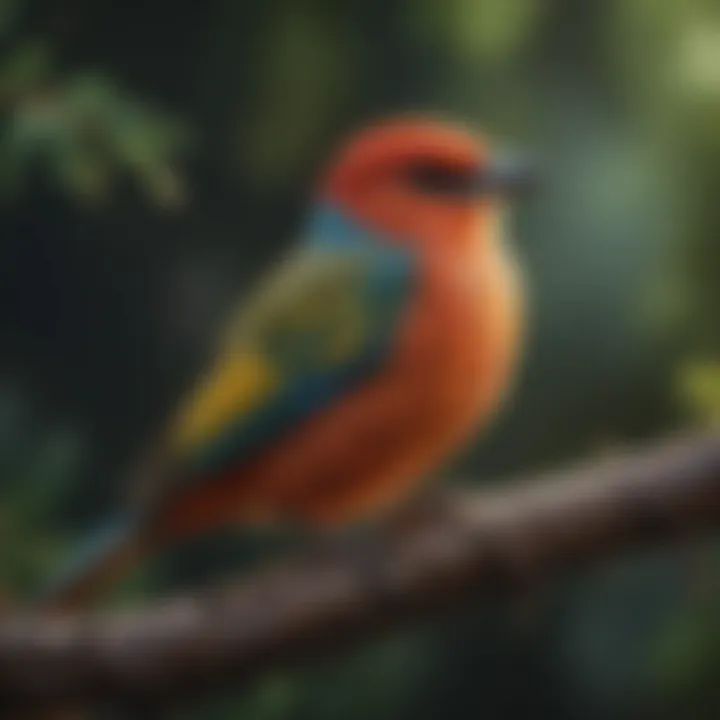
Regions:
[[143, 239, 415, 504]]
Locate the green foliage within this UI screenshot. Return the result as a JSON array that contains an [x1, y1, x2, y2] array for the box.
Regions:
[[0, 385, 84, 596], [182, 633, 427, 720], [0, 11, 188, 206], [239, 2, 357, 186], [0, 40, 52, 96], [650, 595, 720, 718], [0, 0, 190, 601], [678, 361, 720, 424], [409, 0, 545, 66], [190, 676, 301, 720]]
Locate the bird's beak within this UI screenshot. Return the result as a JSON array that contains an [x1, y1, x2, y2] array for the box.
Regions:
[[477, 154, 536, 198]]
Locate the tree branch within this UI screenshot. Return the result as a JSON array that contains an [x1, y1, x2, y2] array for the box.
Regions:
[[2, 430, 720, 709]]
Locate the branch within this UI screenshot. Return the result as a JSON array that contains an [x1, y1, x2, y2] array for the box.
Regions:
[[2, 430, 720, 708]]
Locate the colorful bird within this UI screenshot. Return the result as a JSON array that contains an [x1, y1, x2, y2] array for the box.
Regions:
[[42, 116, 532, 610]]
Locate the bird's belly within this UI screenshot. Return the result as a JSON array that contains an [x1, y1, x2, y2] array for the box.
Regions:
[[158, 248, 521, 536]]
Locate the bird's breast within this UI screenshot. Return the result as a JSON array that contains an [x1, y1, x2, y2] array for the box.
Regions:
[[394, 241, 523, 439]]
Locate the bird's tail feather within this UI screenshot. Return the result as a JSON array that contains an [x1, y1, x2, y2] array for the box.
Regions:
[[37, 512, 148, 613]]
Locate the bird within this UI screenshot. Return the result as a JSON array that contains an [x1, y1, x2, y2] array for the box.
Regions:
[[41, 116, 532, 611]]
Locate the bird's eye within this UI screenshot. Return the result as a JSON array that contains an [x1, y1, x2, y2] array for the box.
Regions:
[[403, 161, 480, 196]]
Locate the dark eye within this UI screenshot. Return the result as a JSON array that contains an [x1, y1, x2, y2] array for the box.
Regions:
[[404, 161, 480, 196]]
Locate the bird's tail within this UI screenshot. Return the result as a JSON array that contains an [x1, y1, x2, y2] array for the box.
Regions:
[[37, 512, 149, 613]]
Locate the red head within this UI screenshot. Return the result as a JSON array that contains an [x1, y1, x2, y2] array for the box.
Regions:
[[318, 116, 532, 252]]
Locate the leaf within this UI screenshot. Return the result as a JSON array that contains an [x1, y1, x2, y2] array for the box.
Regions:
[[0, 66, 190, 205], [677, 360, 720, 424]]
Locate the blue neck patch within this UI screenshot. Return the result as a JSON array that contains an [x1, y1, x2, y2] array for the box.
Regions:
[[307, 204, 387, 249]]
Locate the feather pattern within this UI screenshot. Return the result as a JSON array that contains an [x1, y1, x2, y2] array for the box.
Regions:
[[160, 205, 416, 494]]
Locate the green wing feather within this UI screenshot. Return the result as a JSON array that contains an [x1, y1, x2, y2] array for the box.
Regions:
[[143, 237, 414, 505]]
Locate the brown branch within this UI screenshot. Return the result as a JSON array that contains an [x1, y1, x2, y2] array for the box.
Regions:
[[2, 430, 720, 709]]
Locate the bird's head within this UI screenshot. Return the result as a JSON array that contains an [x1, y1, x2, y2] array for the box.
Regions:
[[318, 116, 533, 252]]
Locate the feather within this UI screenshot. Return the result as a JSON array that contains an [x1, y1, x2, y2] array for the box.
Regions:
[[156, 205, 416, 496]]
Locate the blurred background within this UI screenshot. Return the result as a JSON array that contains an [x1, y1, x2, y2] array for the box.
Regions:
[[1, 0, 720, 717]]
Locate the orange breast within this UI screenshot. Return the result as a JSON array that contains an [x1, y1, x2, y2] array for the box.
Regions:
[[157, 235, 523, 539]]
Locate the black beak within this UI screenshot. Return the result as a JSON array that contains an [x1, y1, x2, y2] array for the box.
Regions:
[[406, 155, 536, 198], [477, 154, 536, 197]]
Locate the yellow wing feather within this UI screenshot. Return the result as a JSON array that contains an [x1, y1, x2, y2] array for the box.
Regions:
[[161, 249, 368, 465], [168, 351, 279, 454]]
